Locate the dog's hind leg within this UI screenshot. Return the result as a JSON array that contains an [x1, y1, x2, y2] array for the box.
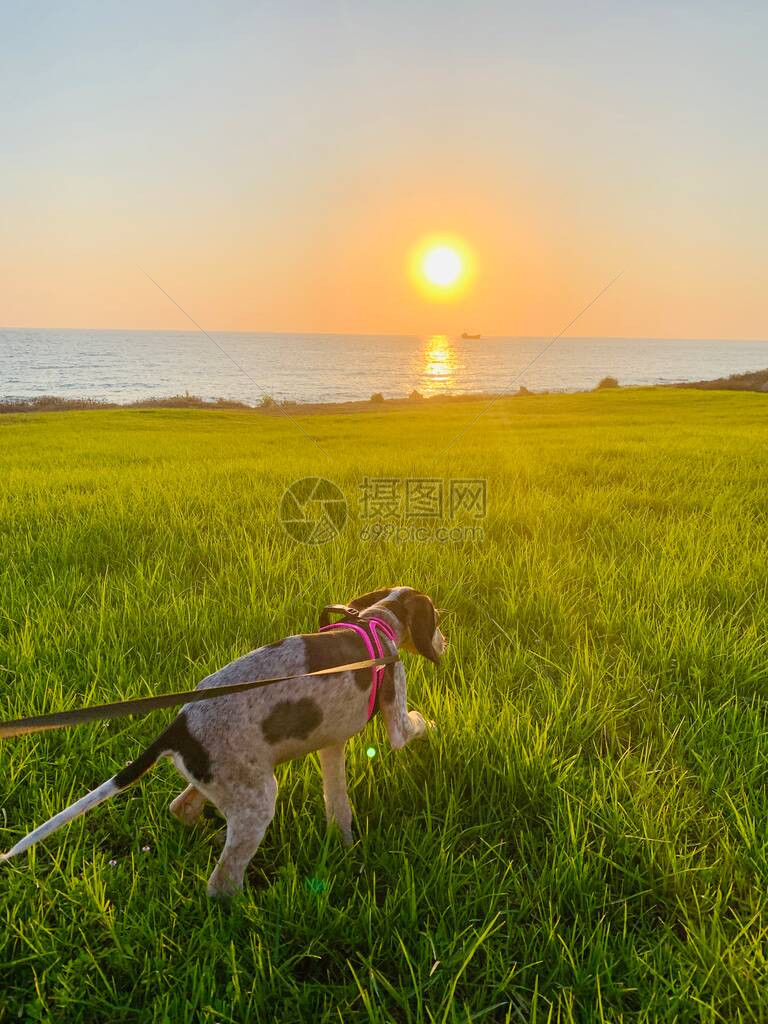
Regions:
[[169, 785, 207, 826], [318, 743, 353, 847], [206, 775, 277, 898]]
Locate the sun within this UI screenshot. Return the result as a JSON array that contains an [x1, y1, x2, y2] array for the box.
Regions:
[[422, 245, 463, 288], [411, 235, 473, 300]]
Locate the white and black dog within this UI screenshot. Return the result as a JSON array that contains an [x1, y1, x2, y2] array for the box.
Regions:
[[2, 587, 444, 896]]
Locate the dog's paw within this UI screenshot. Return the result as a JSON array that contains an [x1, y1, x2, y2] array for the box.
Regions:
[[169, 799, 200, 826], [169, 787, 206, 826], [408, 710, 434, 738], [206, 872, 243, 900]]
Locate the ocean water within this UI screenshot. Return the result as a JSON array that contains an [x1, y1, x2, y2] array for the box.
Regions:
[[1, 328, 767, 405]]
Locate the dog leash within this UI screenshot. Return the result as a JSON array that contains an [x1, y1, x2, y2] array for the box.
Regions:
[[0, 654, 400, 741]]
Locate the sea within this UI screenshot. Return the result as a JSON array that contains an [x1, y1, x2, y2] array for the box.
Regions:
[[2, 328, 767, 406]]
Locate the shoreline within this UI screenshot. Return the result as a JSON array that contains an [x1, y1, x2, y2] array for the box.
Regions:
[[2, 365, 767, 417], [0, 390, 517, 417]]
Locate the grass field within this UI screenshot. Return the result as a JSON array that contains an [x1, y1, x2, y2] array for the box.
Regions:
[[2, 388, 768, 1023]]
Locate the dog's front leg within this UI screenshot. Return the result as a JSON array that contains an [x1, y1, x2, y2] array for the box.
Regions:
[[318, 743, 353, 846], [379, 662, 432, 749]]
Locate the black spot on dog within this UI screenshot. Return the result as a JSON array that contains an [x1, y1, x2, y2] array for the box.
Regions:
[[114, 712, 212, 787], [262, 699, 323, 744], [303, 631, 371, 691], [378, 663, 396, 706], [384, 597, 407, 625], [163, 714, 213, 783], [405, 594, 439, 663]]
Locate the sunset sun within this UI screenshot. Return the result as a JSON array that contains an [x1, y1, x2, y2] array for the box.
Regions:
[[422, 245, 463, 288], [412, 236, 473, 300]]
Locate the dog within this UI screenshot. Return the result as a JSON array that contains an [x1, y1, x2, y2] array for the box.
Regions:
[[2, 586, 444, 896]]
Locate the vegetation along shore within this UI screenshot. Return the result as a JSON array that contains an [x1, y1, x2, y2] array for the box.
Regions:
[[3, 363, 768, 416]]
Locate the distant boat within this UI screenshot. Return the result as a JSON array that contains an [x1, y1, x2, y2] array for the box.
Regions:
[[460, 331, 481, 340]]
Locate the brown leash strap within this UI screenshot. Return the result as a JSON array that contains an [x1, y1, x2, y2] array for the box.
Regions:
[[0, 655, 400, 740]]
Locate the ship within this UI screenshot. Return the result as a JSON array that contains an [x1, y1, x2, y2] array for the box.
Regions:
[[460, 331, 481, 340]]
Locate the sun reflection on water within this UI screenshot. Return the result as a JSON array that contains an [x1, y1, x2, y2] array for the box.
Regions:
[[416, 335, 463, 395]]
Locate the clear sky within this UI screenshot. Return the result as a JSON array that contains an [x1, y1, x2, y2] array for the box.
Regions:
[[1, 1, 766, 338]]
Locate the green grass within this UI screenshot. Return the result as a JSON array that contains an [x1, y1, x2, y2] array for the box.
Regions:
[[1, 388, 768, 1023]]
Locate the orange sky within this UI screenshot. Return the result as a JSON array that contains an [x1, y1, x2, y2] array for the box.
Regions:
[[2, 3, 766, 339]]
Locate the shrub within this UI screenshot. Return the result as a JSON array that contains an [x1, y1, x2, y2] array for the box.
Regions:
[[0, 394, 254, 414], [597, 376, 619, 390], [0, 395, 113, 413], [370, 392, 385, 403], [517, 385, 532, 396], [212, 397, 251, 409], [259, 394, 277, 408], [409, 389, 423, 400]]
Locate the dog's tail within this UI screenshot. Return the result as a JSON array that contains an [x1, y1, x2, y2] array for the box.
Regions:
[[1, 720, 177, 862]]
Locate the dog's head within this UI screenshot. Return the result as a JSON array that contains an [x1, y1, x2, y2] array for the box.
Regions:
[[319, 586, 445, 664]]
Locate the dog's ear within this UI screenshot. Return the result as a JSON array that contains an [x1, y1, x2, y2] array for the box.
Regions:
[[319, 604, 358, 628], [347, 588, 395, 614], [402, 591, 440, 664]]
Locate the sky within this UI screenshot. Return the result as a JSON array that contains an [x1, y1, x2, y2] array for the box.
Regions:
[[1, 0, 766, 338]]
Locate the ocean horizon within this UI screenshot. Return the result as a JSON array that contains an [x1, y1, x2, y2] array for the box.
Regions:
[[2, 327, 768, 406]]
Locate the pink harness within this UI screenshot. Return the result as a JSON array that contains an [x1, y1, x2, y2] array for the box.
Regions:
[[319, 616, 398, 720]]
